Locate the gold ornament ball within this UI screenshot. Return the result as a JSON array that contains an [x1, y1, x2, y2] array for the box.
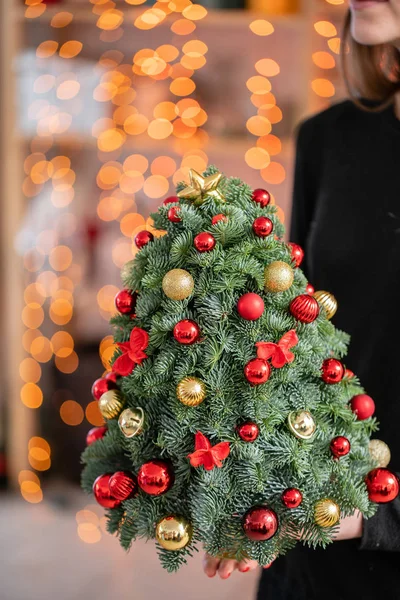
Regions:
[[177, 376, 206, 407], [156, 515, 193, 551], [313, 290, 338, 320], [162, 269, 194, 301], [98, 390, 125, 420], [369, 439, 391, 468], [121, 259, 135, 286], [265, 261, 294, 293], [288, 410, 316, 440], [314, 498, 340, 527], [118, 407, 144, 438]]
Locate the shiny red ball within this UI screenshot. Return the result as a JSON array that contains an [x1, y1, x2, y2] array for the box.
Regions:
[[330, 436, 351, 458], [115, 289, 137, 315], [321, 358, 344, 384], [243, 506, 278, 541], [251, 188, 271, 208], [163, 195, 179, 206], [86, 426, 107, 446], [194, 232, 216, 252], [167, 206, 182, 223], [281, 488, 303, 509], [366, 468, 399, 503], [135, 230, 154, 249], [173, 319, 200, 345], [91, 377, 117, 400], [212, 213, 227, 225], [350, 394, 375, 420], [237, 421, 260, 442], [93, 474, 120, 508], [290, 294, 320, 324], [137, 460, 174, 496], [306, 283, 315, 295], [244, 358, 271, 385], [287, 242, 304, 268], [252, 216, 273, 238], [344, 368, 355, 380], [237, 292, 265, 321], [105, 371, 119, 384], [109, 471, 138, 501]]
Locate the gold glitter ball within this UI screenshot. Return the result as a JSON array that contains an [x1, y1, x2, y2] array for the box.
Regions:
[[314, 498, 340, 528], [118, 407, 144, 438], [98, 390, 125, 420], [176, 376, 206, 406], [155, 515, 193, 551], [287, 410, 316, 440], [264, 261, 294, 293], [162, 269, 194, 301], [369, 439, 391, 468], [313, 290, 338, 320]]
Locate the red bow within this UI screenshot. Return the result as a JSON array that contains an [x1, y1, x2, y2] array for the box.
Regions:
[[255, 329, 298, 368], [113, 327, 149, 376], [188, 432, 230, 471]]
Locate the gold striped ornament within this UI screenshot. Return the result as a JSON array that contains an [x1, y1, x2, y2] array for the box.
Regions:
[[313, 291, 337, 320], [176, 376, 206, 406], [98, 390, 125, 420], [314, 498, 340, 527]]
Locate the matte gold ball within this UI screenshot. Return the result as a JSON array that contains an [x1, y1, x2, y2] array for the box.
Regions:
[[155, 515, 193, 551], [314, 498, 340, 527], [288, 410, 316, 440], [264, 261, 294, 293], [177, 376, 206, 406], [162, 269, 195, 301], [313, 290, 338, 320], [118, 407, 144, 438], [369, 439, 391, 468], [98, 390, 125, 420], [121, 259, 135, 286]]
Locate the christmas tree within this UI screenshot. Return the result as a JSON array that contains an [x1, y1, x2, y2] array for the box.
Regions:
[[81, 167, 398, 572]]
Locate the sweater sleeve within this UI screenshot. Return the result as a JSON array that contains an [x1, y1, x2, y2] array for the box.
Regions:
[[360, 489, 400, 552]]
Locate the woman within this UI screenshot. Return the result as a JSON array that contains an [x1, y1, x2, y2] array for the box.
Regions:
[[203, 2, 400, 598]]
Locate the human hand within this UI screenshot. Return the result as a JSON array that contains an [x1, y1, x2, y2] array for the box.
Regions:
[[202, 553, 274, 579], [333, 512, 363, 541]]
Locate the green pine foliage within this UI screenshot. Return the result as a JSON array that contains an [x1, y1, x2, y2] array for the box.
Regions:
[[81, 167, 378, 571]]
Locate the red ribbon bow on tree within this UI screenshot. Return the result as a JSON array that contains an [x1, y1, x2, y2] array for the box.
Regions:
[[113, 327, 149, 376], [188, 432, 230, 471], [255, 329, 298, 368]]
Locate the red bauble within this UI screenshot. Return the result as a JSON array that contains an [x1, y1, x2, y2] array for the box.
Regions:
[[91, 377, 117, 400], [163, 195, 179, 206], [306, 283, 315, 295], [287, 242, 304, 268], [93, 474, 120, 508], [237, 421, 259, 442], [167, 206, 182, 223], [105, 371, 119, 384], [251, 188, 271, 208], [281, 488, 303, 509], [115, 289, 137, 315], [290, 295, 320, 324], [212, 213, 227, 225], [366, 468, 399, 503], [243, 506, 278, 541], [194, 232, 216, 252], [330, 436, 351, 458], [252, 217, 273, 238], [173, 319, 200, 345], [135, 230, 154, 249], [237, 292, 265, 321], [321, 358, 344, 384], [344, 368, 355, 379], [86, 426, 107, 446], [350, 394, 375, 420], [244, 358, 271, 385], [109, 471, 138, 501], [137, 460, 174, 496]]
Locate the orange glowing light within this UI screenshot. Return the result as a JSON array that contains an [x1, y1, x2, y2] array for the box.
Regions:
[[314, 21, 337, 37], [19, 358, 42, 384], [123, 114, 149, 136], [97, 128, 126, 151], [51, 331, 74, 358], [21, 383, 43, 409], [76, 509, 100, 525], [86, 401, 105, 426], [148, 118, 173, 140], [23, 249, 45, 272], [29, 452, 51, 472], [22, 305, 44, 329], [246, 76, 272, 95], [181, 55, 206, 70], [182, 40, 208, 57], [51, 188, 75, 208], [257, 134, 282, 155], [170, 77, 196, 97], [134, 8, 166, 30], [97, 163, 122, 189], [249, 20, 274, 36], [246, 115, 272, 137], [143, 175, 170, 199], [36, 41, 59, 59], [245, 147, 271, 170], [59, 41, 83, 59], [120, 213, 146, 237], [22, 329, 42, 353], [25, 4, 46, 19], [311, 78, 335, 97], [119, 173, 145, 194], [182, 4, 207, 20], [77, 522, 102, 544], [173, 118, 196, 139], [112, 238, 134, 268], [24, 283, 46, 306], [49, 245, 73, 271], [251, 92, 276, 109], [18, 470, 40, 486], [22, 178, 43, 198], [151, 156, 176, 177], [97, 285, 120, 313], [255, 58, 280, 77], [156, 44, 180, 62], [258, 105, 282, 124], [328, 37, 341, 54], [312, 51, 336, 69], [56, 352, 79, 374], [261, 161, 286, 185], [97, 9, 124, 30], [113, 106, 138, 126], [30, 336, 53, 363], [171, 19, 196, 35], [21, 480, 43, 503], [60, 400, 84, 425], [123, 154, 148, 175], [154, 101, 177, 121], [141, 57, 167, 76], [30, 160, 53, 184], [50, 11, 74, 28], [56, 80, 81, 100], [49, 299, 73, 325], [181, 153, 207, 173]]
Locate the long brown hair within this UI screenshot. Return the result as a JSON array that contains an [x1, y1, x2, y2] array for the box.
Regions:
[[341, 9, 400, 112]]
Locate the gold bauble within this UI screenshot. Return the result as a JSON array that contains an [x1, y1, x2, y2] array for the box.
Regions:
[[162, 269, 194, 301], [313, 290, 338, 320], [156, 515, 193, 551], [118, 407, 144, 438], [288, 410, 316, 440], [264, 261, 294, 293], [369, 439, 391, 468], [177, 376, 206, 406], [121, 259, 135, 286], [314, 498, 340, 528], [98, 390, 125, 420]]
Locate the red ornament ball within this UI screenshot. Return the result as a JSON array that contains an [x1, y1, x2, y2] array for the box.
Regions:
[[344, 368, 355, 380], [135, 230, 154, 249], [105, 371, 119, 384], [137, 460, 174, 496], [86, 426, 107, 446], [252, 216, 273, 238], [167, 206, 182, 223], [244, 358, 271, 385], [290, 295, 320, 324], [330, 436, 351, 458], [252, 188, 271, 208], [321, 358, 344, 384], [173, 319, 200, 345], [115, 289, 137, 315], [287, 242, 304, 268], [93, 474, 120, 508], [366, 468, 399, 503], [163, 195, 179, 206], [212, 213, 227, 225], [91, 377, 117, 400], [237, 421, 259, 442], [350, 394, 375, 420], [281, 488, 303, 509], [109, 471, 138, 501], [194, 232, 216, 252], [243, 506, 278, 541], [237, 292, 265, 321], [306, 283, 315, 295]]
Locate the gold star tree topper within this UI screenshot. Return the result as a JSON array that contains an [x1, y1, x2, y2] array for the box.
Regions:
[[177, 169, 225, 205]]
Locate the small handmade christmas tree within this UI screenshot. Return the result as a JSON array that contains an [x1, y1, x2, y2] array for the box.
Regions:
[[81, 167, 398, 571]]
